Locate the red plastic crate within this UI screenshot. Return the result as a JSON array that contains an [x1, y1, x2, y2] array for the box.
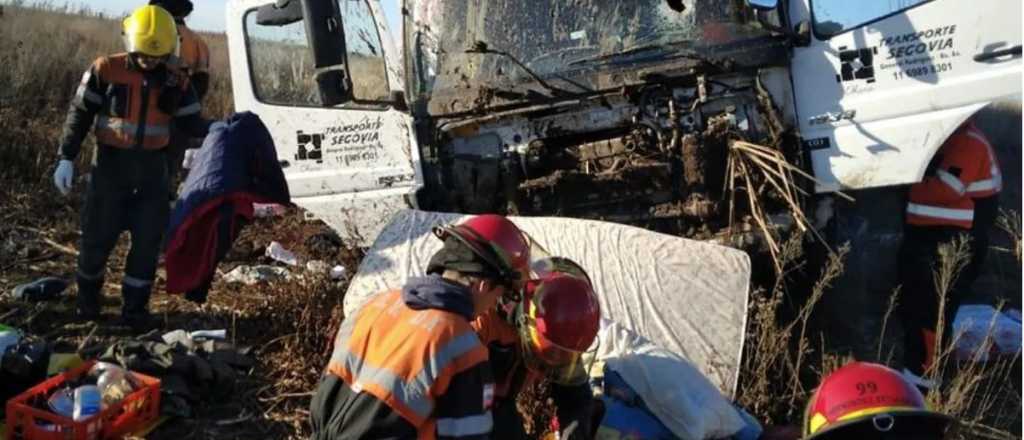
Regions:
[[5, 360, 161, 440]]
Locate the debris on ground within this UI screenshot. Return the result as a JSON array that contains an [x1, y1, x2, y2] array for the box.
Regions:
[[329, 265, 347, 280], [0, 324, 20, 357], [305, 260, 329, 274], [99, 329, 254, 418], [265, 241, 300, 266], [222, 265, 291, 285], [253, 203, 287, 218], [10, 276, 67, 301], [953, 305, 1023, 361]]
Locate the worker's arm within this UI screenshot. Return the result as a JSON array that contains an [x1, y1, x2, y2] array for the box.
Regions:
[[57, 61, 105, 160], [190, 72, 210, 102], [192, 34, 212, 101], [551, 382, 596, 440], [434, 357, 494, 439], [170, 85, 214, 139], [908, 138, 978, 205]]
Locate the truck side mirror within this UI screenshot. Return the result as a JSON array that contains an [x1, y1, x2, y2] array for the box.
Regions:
[[255, 0, 302, 26], [391, 90, 409, 112], [301, 0, 353, 106], [316, 68, 354, 106], [792, 20, 812, 47], [745, 0, 778, 10]]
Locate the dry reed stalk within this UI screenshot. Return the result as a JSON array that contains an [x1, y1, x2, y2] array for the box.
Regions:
[[726, 140, 852, 274]]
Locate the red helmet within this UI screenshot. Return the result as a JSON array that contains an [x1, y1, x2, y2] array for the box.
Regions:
[[517, 267, 601, 385], [433, 214, 531, 287], [804, 362, 952, 439]]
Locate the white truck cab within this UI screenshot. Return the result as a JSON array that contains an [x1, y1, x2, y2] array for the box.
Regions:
[[225, 0, 1021, 243]]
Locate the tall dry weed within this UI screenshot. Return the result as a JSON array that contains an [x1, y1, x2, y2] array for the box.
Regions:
[[996, 209, 1022, 263], [739, 229, 1020, 438], [923, 236, 1023, 440], [737, 231, 850, 423]]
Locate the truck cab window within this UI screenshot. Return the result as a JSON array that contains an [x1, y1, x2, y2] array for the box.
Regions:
[[812, 0, 932, 38], [244, 10, 322, 106], [339, 0, 390, 102]]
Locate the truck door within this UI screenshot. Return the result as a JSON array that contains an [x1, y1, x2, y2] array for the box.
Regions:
[[788, 0, 1021, 192], [226, 0, 421, 243]]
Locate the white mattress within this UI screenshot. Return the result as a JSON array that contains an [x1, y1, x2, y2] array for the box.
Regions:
[[343, 210, 751, 395]]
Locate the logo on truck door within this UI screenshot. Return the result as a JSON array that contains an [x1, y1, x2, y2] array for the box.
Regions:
[[836, 47, 878, 83], [292, 117, 388, 168], [295, 130, 324, 164]]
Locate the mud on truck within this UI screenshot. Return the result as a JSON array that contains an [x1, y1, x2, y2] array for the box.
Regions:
[[224, 0, 1021, 266]]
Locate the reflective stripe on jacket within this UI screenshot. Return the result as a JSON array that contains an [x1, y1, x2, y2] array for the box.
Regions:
[[907, 122, 1000, 229], [326, 289, 491, 439], [962, 127, 1002, 198], [74, 53, 198, 150]]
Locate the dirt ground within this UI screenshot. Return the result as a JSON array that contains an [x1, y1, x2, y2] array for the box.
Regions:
[[0, 182, 360, 439]]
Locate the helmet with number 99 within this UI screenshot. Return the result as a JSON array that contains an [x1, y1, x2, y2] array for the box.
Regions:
[[804, 362, 952, 439]]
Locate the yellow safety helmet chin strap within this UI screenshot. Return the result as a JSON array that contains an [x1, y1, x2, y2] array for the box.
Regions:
[[122, 5, 179, 58]]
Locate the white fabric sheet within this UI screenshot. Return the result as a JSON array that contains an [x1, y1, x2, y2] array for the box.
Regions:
[[595, 319, 747, 439], [343, 210, 751, 394]]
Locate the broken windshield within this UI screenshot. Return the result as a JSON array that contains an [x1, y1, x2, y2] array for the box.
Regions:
[[406, 0, 773, 116]]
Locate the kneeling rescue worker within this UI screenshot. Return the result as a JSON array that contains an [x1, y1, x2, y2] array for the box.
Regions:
[[311, 214, 531, 439], [467, 250, 602, 439], [804, 362, 952, 440], [52, 5, 211, 329]]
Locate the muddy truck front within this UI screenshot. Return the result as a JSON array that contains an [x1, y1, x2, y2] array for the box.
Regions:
[[225, 0, 1019, 247]]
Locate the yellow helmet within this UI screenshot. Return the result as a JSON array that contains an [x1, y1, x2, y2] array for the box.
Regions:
[[122, 5, 178, 57]]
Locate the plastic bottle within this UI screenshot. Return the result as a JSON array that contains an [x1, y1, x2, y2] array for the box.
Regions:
[[47, 388, 74, 418], [97, 368, 134, 407], [73, 385, 101, 421]]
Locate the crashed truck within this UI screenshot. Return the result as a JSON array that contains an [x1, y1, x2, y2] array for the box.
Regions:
[[225, 0, 1022, 353], [221, 0, 1021, 435]]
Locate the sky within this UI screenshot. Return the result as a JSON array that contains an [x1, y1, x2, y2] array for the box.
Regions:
[[10, 0, 402, 38]]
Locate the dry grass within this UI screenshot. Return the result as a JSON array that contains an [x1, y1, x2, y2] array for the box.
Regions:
[[997, 209, 1022, 263], [737, 229, 1021, 439], [0, 2, 233, 182], [1, 4, 1020, 439], [736, 230, 850, 423]]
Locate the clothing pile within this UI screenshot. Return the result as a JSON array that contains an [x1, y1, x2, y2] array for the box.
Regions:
[[98, 330, 254, 417], [164, 111, 290, 303]]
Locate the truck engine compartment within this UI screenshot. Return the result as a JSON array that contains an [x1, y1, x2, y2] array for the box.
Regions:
[[422, 71, 795, 240]]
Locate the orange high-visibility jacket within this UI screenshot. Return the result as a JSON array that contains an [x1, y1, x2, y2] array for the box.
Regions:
[[907, 122, 1002, 229], [326, 290, 491, 439], [71, 54, 200, 151], [177, 25, 210, 75]]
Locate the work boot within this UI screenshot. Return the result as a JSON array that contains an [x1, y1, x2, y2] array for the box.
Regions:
[[121, 283, 153, 333], [75, 275, 103, 321]]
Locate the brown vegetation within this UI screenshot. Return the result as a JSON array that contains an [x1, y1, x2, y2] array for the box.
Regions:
[[0, 4, 1020, 440]]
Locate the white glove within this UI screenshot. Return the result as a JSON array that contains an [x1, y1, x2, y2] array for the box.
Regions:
[[53, 160, 74, 196], [182, 148, 198, 169]]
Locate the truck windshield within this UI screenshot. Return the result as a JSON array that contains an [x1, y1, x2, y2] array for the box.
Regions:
[[406, 0, 773, 116]]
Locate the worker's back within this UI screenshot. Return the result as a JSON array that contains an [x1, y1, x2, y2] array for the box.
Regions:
[[319, 287, 492, 439]]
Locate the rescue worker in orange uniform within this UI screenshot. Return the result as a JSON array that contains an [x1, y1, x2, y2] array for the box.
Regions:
[[803, 362, 952, 439], [52, 5, 211, 328], [898, 118, 1002, 385], [472, 255, 602, 440], [311, 215, 532, 439], [148, 0, 211, 195]]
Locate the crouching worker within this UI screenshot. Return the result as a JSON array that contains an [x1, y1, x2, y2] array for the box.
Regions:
[[52, 5, 211, 329], [803, 362, 953, 440], [470, 254, 602, 440], [311, 214, 532, 439]]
